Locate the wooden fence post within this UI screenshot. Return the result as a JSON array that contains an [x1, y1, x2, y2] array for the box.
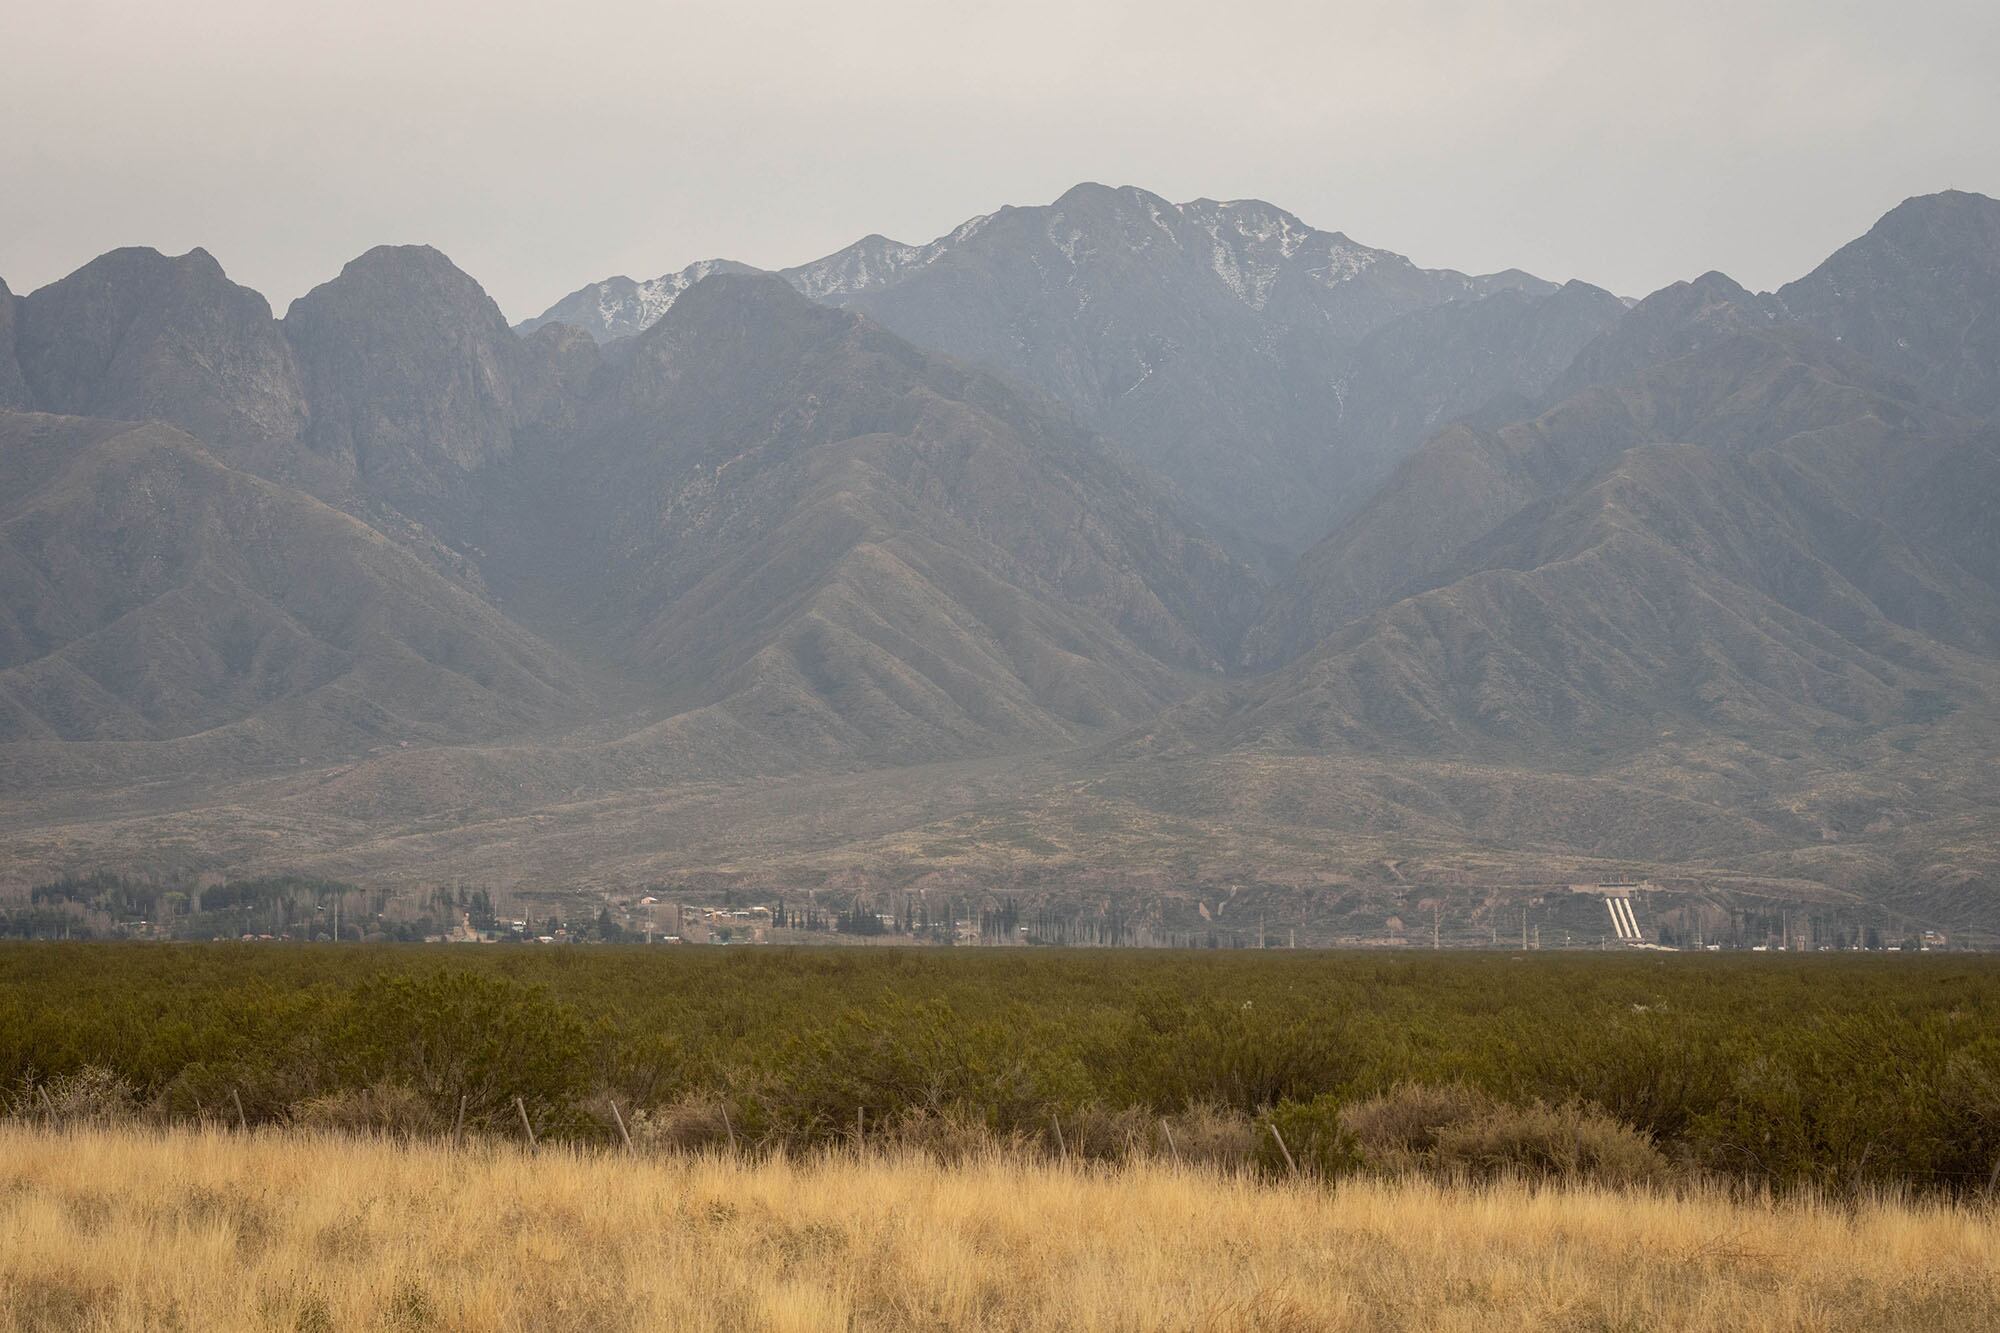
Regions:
[[1051, 1113, 1068, 1163], [610, 1100, 635, 1156], [38, 1085, 58, 1129], [231, 1088, 249, 1133], [1160, 1118, 1180, 1167], [515, 1096, 537, 1149]]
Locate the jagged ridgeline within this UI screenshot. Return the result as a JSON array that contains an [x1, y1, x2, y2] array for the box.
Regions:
[[2, 187, 1999, 935]]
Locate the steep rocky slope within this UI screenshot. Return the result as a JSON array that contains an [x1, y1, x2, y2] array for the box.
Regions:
[[1777, 190, 2000, 416], [526, 184, 1622, 565], [0, 412, 584, 789], [491, 274, 1260, 763], [11, 247, 306, 448], [2, 190, 1998, 934]]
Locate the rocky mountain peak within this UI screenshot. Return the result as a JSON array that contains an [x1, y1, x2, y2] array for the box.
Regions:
[[0, 277, 27, 409], [604, 271, 873, 427], [282, 244, 519, 481], [1866, 189, 2000, 264], [785, 233, 938, 301], [8, 188, 2000, 925], [1555, 269, 1781, 393], [292, 244, 510, 327], [515, 258, 757, 342], [11, 245, 305, 445], [1051, 179, 1148, 208], [662, 268, 842, 325], [1777, 189, 2000, 414]]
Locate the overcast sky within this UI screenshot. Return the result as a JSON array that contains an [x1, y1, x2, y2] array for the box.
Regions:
[[4, 0, 1996, 321]]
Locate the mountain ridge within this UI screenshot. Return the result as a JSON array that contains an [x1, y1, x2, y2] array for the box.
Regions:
[[2, 188, 1998, 938], [518, 184, 1619, 566]]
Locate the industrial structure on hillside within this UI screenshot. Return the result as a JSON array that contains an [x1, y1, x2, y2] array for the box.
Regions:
[[1568, 880, 1657, 944]]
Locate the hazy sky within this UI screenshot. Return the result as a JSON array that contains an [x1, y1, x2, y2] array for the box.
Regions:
[[4, 0, 1996, 321]]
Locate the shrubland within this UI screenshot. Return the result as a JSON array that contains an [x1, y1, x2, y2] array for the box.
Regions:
[[4, 944, 1999, 1195]]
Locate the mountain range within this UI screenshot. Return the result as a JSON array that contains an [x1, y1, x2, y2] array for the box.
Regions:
[[521, 184, 1628, 570], [3, 185, 1997, 938]]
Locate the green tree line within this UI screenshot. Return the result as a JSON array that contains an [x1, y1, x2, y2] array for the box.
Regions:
[[3, 944, 1997, 1194]]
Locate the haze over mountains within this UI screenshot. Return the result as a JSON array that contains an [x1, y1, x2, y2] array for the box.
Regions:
[[3, 185, 1998, 935], [522, 184, 1629, 568]]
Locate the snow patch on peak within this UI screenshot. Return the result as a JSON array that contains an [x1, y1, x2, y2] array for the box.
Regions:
[[786, 226, 972, 300], [1175, 198, 1383, 308], [1049, 218, 1090, 264], [619, 260, 736, 331], [522, 259, 751, 341], [944, 212, 994, 247], [1204, 235, 1265, 307], [1306, 237, 1382, 288], [1208, 200, 1315, 259], [597, 259, 747, 334], [1194, 217, 1291, 310]]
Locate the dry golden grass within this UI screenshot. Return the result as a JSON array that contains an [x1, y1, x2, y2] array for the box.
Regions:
[[2, 1124, 1997, 1332]]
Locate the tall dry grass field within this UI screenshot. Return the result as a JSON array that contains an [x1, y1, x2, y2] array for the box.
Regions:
[[1, 1124, 1996, 1332]]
